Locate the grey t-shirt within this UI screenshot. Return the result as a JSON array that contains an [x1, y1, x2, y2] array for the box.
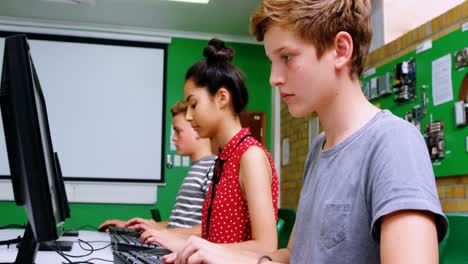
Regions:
[[167, 155, 216, 228], [291, 110, 448, 263]]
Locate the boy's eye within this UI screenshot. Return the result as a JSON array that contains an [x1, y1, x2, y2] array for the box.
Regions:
[[282, 54, 292, 61]]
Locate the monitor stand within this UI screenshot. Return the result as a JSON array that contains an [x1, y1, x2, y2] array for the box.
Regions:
[[62, 230, 79, 237], [39, 240, 74, 251], [15, 223, 39, 264]]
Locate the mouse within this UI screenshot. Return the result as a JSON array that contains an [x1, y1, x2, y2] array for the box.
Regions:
[[98, 224, 114, 232]]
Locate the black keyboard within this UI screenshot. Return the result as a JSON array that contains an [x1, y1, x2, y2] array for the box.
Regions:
[[108, 226, 141, 237], [113, 249, 170, 264], [111, 234, 164, 252]]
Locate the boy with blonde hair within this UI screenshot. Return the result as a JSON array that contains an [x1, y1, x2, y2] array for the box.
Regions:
[[171, 1, 448, 263]]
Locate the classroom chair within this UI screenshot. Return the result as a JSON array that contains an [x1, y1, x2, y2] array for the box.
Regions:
[[439, 213, 468, 264], [277, 208, 296, 249]]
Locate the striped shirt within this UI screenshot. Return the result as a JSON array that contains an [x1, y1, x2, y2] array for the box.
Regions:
[[167, 155, 216, 228]]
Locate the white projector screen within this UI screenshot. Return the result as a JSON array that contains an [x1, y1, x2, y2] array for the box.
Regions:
[[0, 34, 166, 182]]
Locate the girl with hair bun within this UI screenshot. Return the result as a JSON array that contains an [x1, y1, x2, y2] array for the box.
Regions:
[[140, 39, 279, 262]]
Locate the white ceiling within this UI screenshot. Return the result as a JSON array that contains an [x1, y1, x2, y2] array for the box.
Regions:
[[0, 0, 263, 42], [0, 0, 464, 45], [384, 0, 465, 43]]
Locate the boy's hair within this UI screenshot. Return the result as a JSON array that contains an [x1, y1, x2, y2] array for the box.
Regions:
[[185, 38, 248, 114], [250, 0, 373, 78], [170, 100, 188, 117]]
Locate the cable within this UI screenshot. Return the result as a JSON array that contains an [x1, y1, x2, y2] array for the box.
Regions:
[[52, 242, 105, 264], [84, 258, 113, 263], [0, 235, 22, 247], [64, 225, 99, 232], [0, 223, 26, 230], [65, 257, 113, 264], [0, 224, 25, 248], [77, 225, 99, 231], [55, 249, 74, 263], [81, 240, 110, 243], [47, 233, 113, 264], [48, 242, 88, 264], [78, 239, 111, 251], [81, 258, 113, 263], [53, 238, 112, 261], [76, 239, 93, 252], [0, 231, 112, 264], [53, 241, 94, 258], [41, 240, 92, 259]]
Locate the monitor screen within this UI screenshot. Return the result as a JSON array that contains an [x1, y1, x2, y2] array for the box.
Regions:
[[0, 34, 68, 263]]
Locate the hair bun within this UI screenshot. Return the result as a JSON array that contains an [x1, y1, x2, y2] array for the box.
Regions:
[[203, 38, 234, 64]]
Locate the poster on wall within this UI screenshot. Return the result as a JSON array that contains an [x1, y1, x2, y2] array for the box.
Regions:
[[432, 54, 453, 106]]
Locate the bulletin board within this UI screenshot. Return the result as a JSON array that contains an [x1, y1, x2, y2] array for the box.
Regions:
[[361, 26, 468, 177]]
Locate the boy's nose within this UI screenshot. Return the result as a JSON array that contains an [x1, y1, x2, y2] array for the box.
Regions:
[[269, 66, 285, 87]]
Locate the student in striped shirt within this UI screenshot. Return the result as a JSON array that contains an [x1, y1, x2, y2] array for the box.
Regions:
[[99, 100, 216, 234]]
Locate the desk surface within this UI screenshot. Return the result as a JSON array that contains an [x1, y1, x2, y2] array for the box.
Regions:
[[0, 229, 113, 264]]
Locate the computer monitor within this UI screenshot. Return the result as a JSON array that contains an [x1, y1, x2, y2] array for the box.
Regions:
[[0, 34, 70, 263], [53, 152, 71, 221], [38, 151, 75, 250]]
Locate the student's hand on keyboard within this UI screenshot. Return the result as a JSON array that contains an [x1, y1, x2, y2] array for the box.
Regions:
[[140, 229, 186, 253], [98, 219, 128, 232], [126, 217, 162, 231], [161, 252, 177, 263], [174, 236, 260, 264]]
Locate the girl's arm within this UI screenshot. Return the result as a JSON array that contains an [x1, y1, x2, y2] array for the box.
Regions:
[[223, 146, 277, 253]]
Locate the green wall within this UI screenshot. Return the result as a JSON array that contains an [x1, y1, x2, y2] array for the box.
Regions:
[[361, 28, 468, 177], [158, 37, 272, 222], [0, 37, 272, 229]]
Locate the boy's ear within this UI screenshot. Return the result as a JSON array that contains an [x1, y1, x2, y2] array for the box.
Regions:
[[215, 87, 230, 109], [333, 31, 353, 71]]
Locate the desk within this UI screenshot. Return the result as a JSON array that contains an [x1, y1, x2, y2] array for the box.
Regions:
[[0, 229, 113, 264]]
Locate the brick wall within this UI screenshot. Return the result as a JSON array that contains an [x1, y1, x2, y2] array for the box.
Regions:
[[437, 176, 468, 213], [279, 102, 311, 210], [279, 1, 468, 211]]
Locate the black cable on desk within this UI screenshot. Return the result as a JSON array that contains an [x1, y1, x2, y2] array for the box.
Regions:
[[51, 244, 88, 264], [55, 249, 74, 263], [0, 235, 22, 247], [78, 239, 111, 251], [52, 242, 96, 264], [52, 240, 94, 258], [0, 224, 26, 249], [65, 257, 113, 264], [84, 258, 113, 263], [53, 238, 113, 264], [48, 233, 114, 264]]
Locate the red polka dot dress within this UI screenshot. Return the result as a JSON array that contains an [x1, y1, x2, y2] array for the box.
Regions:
[[201, 128, 279, 243]]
